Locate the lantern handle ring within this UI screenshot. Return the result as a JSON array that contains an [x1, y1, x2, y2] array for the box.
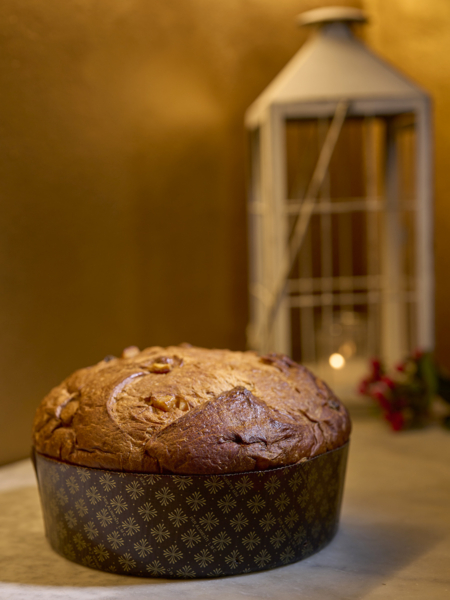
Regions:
[[297, 7, 368, 27]]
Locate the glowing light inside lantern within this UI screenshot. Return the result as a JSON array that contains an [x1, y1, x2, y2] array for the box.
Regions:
[[329, 353, 345, 370]]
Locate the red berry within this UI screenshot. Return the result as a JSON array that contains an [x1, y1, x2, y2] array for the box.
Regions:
[[381, 376, 395, 389], [386, 411, 405, 431], [358, 379, 369, 395]]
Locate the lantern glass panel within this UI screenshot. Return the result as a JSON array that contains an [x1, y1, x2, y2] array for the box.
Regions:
[[284, 114, 417, 396]]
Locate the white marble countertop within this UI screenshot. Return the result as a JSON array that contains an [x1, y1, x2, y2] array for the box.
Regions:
[[0, 412, 449, 600]]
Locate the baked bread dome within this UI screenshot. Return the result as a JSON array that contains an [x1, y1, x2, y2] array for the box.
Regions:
[[32, 345, 351, 474]]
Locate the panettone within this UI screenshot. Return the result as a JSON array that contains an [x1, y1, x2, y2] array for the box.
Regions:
[[32, 345, 351, 474]]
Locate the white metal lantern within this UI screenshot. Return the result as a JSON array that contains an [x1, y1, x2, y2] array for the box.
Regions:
[[246, 7, 433, 396]]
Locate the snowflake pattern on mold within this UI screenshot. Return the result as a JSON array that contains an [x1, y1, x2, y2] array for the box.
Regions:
[[274, 492, 290, 512], [96, 508, 112, 528], [125, 481, 145, 500], [264, 476, 281, 495], [73, 532, 87, 551], [50, 470, 60, 484], [259, 512, 276, 532], [217, 494, 236, 514], [99, 473, 116, 492], [297, 489, 309, 508], [63, 542, 76, 561], [134, 538, 152, 558], [94, 543, 109, 562], [155, 486, 175, 506], [186, 491, 206, 511], [285, 509, 299, 528], [138, 501, 157, 522], [293, 526, 306, 545], [235, 475, 253, 495], [75, 499, 88, 517], [151, 523, 170, 543], [177, 565, 196, 578], [199, 511, 219, 531], [225, 549, 244, 569], [146, 560, 166, 576], [305, 505, 315, 524], [66, 476, 79, 494], [230, 513, 249, 532], [118, 552, 137, 572], [56, 489, 69, 506], [181, 528, 201, 548], [168, 508, 188, 528], [270, 529, 286, 549], [110, 495, 128, 514], [143, 474, 161, 486], [35, 443, 348, 577], [172, 476, 193, 490], [163, 544, 183, 564], [121, 517, 140, 536], [86, 486, 101, 505], [107, 530, 124, 550], [56, 521, 67, 539], [288, 471, 303, 492], [254, 549, 271, 567], [242, 531, 261, 551], [280, 546, 295, 564], [194, 549, 214, 568], [76, 468, 90, 482], [65, 510, 77, 528], [247, 494, 266, 514], [81, 555, 96, 568], [212, 531, 231, 550], [83, 521, 98, 540], [204, 476, 224, 494]]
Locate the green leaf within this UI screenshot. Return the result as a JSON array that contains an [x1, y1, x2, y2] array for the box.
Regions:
[[418, 352, 438, 403]]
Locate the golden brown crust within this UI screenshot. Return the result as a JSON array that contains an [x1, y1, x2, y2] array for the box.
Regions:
[[32, 346, 351, 474]]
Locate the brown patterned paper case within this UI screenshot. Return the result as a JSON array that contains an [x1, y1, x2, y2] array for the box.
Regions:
[[33, 443, 349, 578]]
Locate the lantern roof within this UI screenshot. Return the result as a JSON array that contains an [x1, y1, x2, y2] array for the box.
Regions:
[[246, 7, 428, 128]]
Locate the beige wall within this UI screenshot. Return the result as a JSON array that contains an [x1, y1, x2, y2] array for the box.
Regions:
[[0, 0, 311, 464], [364, 0, 450, 368], [0, 0, 447, 464]]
